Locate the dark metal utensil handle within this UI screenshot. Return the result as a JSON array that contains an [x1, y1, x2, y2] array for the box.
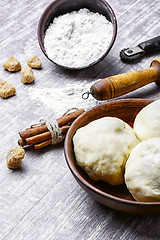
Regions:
[[139, 36, 160, 53]]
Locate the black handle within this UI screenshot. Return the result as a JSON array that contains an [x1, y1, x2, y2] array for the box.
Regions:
[[139, 36, 160, 54]]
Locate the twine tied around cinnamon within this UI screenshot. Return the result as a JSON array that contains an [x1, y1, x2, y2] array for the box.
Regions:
[[31, 108, 79, 145], [18, 108, 85, 149], [44, 119, 63, 144]]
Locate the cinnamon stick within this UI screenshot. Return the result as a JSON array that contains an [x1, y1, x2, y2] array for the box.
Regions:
[[19, 108, 84, 140], [18, 139, 27, 147], [34, 125, 70, 149], [34, 139, 52, 149], [25, 125, 69, 145]]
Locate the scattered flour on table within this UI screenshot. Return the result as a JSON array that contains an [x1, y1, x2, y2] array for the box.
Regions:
[[29, 81, 101, 117], [44, 8, 113, 68]]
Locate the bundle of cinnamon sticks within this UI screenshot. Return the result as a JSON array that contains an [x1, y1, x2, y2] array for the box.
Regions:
[[18, 108, 85, 149]]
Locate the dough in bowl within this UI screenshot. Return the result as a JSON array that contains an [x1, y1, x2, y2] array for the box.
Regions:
[[125, 137, 160, 202], [133, 100, 160, 141], [73, 117, 139, 185]]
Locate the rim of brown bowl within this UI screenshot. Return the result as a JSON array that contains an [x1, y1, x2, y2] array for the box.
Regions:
[[64, 98, 160, 214], [37, 0, 117, 70]]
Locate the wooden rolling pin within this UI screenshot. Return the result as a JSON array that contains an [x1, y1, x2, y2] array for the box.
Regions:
[[83, 58, 160, 100]]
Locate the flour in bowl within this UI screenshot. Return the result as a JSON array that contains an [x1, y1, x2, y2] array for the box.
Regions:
[[44, 8, 113, 68]]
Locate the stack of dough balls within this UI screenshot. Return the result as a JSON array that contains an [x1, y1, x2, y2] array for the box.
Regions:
[[125, 100, 160, 202], [73, 100, 160, 202], [73, 117, 139, 185]]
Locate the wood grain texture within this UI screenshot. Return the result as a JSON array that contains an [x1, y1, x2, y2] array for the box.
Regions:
[[0, 0, 160, 239]]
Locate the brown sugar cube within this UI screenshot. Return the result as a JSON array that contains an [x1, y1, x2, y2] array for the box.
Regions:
[[3, 56, 21, 72], [27, 56, 42, 69], [21, 66, 34, 83], [0, 78, 16, 98], [7, 146, 25, 169]]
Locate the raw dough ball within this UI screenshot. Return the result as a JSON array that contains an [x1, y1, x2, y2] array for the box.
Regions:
[[125, 138, 160, 202], [73, 117, 139, 185], [134, 100, 160, 141]]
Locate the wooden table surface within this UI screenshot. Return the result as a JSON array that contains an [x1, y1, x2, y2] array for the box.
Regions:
[[0, 0, 160, 239]]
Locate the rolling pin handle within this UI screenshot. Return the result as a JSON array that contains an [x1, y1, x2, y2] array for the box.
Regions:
[[150, 58, 160, 83], [90, 57, 160, 101]]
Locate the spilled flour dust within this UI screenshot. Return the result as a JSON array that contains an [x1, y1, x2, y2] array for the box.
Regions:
[[29, 81, 102, 116]]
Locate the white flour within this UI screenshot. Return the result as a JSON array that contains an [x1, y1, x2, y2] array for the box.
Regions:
[[29, 81, 102, 117], [44, 8, 113, 68]]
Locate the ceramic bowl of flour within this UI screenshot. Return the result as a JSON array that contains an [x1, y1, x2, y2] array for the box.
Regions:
[[38, 0, 117, 70], [64, 99, 160, 214]]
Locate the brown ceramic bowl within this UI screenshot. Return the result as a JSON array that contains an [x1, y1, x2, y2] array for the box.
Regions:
[[64, 99, 160, 214], [38, 0, 117, 70]]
